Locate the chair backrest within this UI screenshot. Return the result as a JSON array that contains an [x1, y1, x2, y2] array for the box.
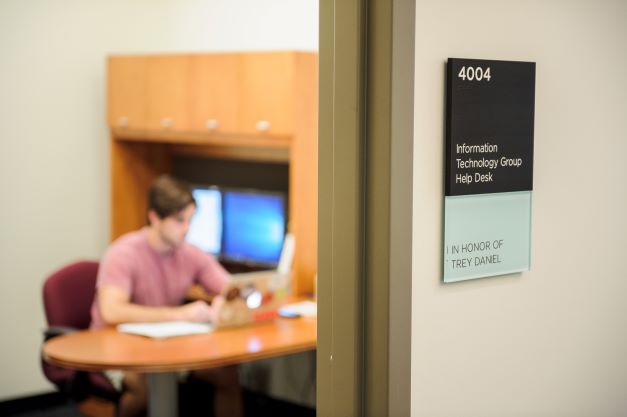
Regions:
[[43, 260, 99, 329], [41, 260, 119, 403]]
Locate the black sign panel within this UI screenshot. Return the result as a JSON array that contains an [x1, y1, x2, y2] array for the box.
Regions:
[[446, 58, 535, 196]]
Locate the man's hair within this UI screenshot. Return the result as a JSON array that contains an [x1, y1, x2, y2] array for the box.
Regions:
[[147, 174, 196, 219]]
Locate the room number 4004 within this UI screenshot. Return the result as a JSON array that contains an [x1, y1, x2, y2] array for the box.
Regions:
[[457, 66, 491, 81]]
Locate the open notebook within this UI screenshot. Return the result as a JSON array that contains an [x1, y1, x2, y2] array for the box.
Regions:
[[117, 321, 214, 339]]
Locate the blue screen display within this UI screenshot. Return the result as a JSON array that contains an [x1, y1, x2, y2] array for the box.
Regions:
[[222, 190, 286, 265], [186, 188, 222, 255]]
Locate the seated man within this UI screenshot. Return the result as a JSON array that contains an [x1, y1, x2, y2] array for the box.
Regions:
[[90, 174, 243, 417]]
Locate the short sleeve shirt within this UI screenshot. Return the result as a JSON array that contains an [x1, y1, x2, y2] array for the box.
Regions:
[[90, 228, 229, 328]]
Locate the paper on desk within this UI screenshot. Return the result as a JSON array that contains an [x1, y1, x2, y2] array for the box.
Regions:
[[117, 321, 214, 339], [278, 301, 317, 317]]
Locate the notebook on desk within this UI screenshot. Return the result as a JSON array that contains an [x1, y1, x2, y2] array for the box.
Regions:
[[117, 321, 213, 339], [214, 270, 289, 329]]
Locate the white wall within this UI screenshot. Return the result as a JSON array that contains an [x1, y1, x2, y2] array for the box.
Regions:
[[411, 1, 627, 416], [0, 0, 317, 401]]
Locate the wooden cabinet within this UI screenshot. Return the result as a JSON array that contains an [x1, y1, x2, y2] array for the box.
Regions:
[[237, 53, 294, 135], [145, 55, 191, 131], [108, 56, 147, 129], [108, 55, 191, 131], [108, 53, 306, 137], [107, 52, 318, 297], [189, 54, 239, 133]]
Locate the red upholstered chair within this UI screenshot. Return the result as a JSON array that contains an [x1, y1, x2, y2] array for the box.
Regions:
[[41, 260, 119, 408]]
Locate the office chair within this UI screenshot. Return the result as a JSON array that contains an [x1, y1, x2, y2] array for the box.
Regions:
[[41, 260, 120, 413]]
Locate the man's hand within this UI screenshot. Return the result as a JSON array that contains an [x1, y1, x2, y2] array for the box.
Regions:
[[209, 295, 225, 323], [177, 300, 215, 322]]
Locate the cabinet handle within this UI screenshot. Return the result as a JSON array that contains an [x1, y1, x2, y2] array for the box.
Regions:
[[255, 120, 271, 132], [160, 118, 173, 129], [206, 119, 220, 130], [117, 116, 129, 127]]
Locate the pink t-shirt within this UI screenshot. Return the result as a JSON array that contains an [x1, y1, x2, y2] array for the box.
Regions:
[[90, 228, 229, 328]]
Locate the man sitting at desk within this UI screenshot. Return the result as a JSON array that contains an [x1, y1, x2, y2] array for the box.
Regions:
[[90, 174, 243, 417]]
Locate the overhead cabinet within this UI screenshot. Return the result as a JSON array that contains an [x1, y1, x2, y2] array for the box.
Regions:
[[109, 52, 304, 137], [237, 53, 294, 135], [108, 56, 147, 129], [188, 54, 239, 133], [145, 55, 191, 131]]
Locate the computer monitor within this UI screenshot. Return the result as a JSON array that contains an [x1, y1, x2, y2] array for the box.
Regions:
[[221, 189, 286, 267], [186, 187, 222, 255]]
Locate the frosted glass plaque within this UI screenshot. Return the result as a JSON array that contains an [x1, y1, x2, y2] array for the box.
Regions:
[[443, 191, 531, 282]]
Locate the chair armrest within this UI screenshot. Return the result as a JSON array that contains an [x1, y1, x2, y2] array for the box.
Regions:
[[43, 326, 79, 341]]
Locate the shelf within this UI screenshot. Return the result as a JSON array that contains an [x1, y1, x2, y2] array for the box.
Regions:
[[112, 127, 291, 149]]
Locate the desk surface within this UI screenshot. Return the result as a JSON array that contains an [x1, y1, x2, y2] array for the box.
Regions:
[[44, 317, 316, 373]]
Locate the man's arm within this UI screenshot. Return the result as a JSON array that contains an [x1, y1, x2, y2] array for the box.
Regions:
[[186, 284, 216, 304], [98, 286, 218, 324], [195, 251, 230, 295]]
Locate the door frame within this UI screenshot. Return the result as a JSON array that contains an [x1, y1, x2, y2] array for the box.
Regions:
[[317, 0, 416, 415]]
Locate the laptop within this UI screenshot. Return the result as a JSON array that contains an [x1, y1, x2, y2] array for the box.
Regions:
[[213, 270, 290, 329]]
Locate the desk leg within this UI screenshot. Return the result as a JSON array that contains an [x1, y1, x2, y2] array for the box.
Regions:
[[147, 372, 178, 417]]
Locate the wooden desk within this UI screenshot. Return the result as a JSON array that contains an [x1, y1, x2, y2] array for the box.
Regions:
[[43, 317, 316, 417]]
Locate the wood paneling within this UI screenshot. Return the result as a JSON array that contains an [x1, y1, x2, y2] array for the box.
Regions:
[[110, 139, 171, 240], [291, 54, 319, 296]]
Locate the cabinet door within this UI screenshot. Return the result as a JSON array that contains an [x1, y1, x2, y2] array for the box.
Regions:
[[238, 53, 294, 136], [189, 54, 239, 133], [108, 56, 147, 129], [145, 55, 191, 131]]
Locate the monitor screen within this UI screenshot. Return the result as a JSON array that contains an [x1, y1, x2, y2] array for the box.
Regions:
[[221, 189, 286, 266], [186, 187, 222, 255]]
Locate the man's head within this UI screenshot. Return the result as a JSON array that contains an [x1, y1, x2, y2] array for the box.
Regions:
[[146, 175, 196, 249]]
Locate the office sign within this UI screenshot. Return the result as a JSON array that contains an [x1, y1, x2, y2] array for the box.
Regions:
[[444, 58, 535, 283]]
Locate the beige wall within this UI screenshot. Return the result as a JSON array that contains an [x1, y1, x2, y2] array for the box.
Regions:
[[0, 0, 317, 401], [411, 0, 627, 416]]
